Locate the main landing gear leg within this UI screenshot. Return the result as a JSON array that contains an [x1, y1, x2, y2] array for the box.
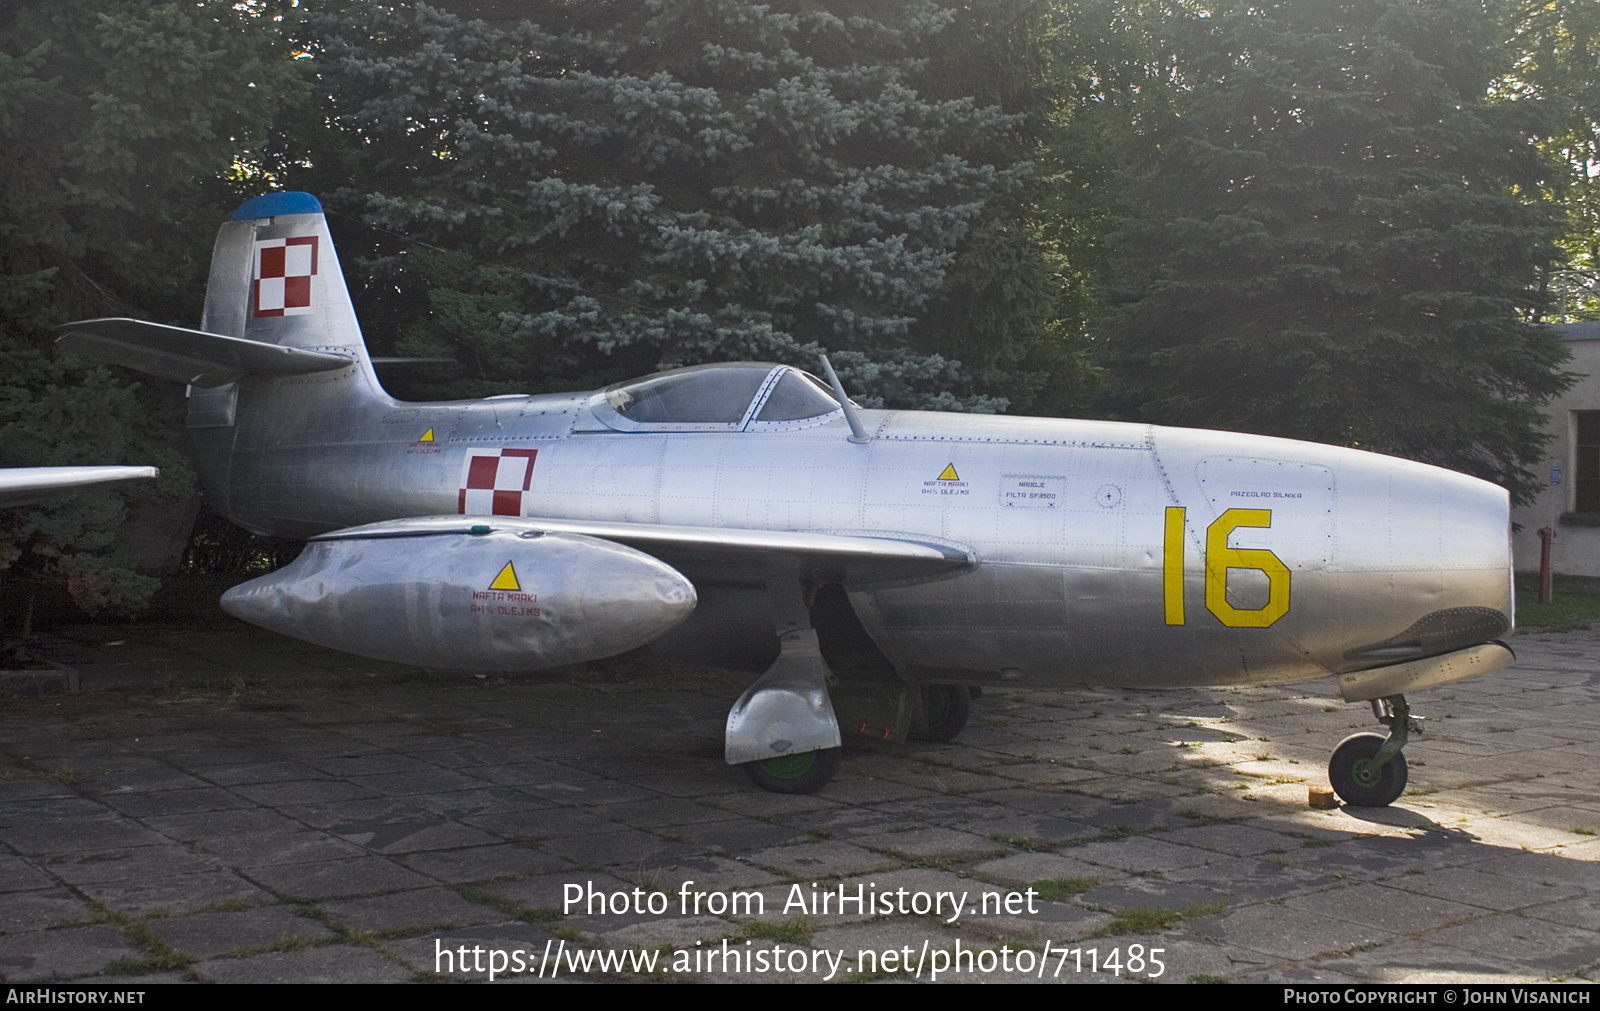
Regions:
[[724, 567, 843, 793], [1328, 694, 1420, 807]]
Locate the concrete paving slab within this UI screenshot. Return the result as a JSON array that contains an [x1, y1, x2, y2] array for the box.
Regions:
[[1290, 881, 1480, 934], [0, 889, 98, 934], [397, 843, 572, 884], [0, 855, 57, 893], [193, 944, 415, 983], [1190, 902, 1393, 961], [0, 926, 142, 982], [1425, 913, 1600, 972], [321, 887, 510, 933], [244, 856, 437, 900], [5, 617, 1600, 983], [72, 869, 272, 915], [1383, 865, 1582, 911], [147, 906, 337, 959]]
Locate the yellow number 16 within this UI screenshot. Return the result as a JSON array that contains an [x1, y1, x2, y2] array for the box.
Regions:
[[1163, 507, 1290, 628]]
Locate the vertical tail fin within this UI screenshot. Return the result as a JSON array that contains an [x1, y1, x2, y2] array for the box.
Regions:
[[187, 191, 386, 432], [185, 193, 390, 524], [203, 192, 375, 370]]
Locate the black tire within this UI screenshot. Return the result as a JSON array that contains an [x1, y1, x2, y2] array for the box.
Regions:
[[1328, 732, 1408, 807], [909, 684, 972, 743], [742, 747, 842, 794]]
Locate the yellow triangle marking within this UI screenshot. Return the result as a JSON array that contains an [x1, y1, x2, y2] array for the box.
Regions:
[[937, 463, 959, 481], [419, 428, 434, 443], [489, 562, 520, 591]]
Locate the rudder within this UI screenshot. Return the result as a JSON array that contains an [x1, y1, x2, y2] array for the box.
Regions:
[[189, 191, 384, 428]]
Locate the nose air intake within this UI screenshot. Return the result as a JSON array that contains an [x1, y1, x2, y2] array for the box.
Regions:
[[1342, 606, 1511, 664]]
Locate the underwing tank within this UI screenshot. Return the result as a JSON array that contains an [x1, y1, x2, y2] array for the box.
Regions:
[[220, 523, 697, 670]]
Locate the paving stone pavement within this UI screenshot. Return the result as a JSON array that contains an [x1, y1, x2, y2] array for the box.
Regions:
[[2, 616, 1598, 984]]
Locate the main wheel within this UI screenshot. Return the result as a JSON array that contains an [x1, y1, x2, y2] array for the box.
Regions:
[[1328, 732, 1408, 807], [742, 747, 842, 794], [909, 684, 972, 743]]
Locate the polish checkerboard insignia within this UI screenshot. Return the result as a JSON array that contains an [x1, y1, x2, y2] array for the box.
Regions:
[[458, 449, 539, 517], [252, 236, 318, 317]]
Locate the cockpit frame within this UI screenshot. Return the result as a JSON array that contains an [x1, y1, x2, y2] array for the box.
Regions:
[[582, 363, 844, 434]]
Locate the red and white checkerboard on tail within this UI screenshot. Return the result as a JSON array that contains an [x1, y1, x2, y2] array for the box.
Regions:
[[458, 449, 539, 516], [252, 236, 318, 317]]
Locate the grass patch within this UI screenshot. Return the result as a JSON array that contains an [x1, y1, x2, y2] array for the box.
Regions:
[[1515, 587, 1600, 632], [222, 934, 315, 959], [1572, 826, 1596, 836], [1030, 877, 1100, 901], [90, 902, 192, 975], [102, 953, 188, 976], [1300, 836, 1335, 848], [1089, 902, 1228, 938], [1061, 824, 1141, 848], [736, 918, 813, 945], [458, 887, 562, 925], [992, 833, 1049, 852], [1189, 973, 1231, 984], [1177, 809, 1236, 826]]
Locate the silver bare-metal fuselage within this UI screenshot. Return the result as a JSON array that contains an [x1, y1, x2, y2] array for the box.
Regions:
[[192, 359, 1512, 692], [54, 193, 1515, 798]]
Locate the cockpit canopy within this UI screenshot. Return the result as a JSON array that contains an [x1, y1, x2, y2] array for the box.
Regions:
[[589, 363, 843, 432]]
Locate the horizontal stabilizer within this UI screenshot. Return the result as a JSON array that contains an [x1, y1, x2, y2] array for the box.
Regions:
[[57, 317, 352, 388], [0, 465, 159, 509], [310, 515, 976, 583]]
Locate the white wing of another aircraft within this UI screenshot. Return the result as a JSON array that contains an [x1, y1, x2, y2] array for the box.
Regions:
[[0, 466, 159, 509]]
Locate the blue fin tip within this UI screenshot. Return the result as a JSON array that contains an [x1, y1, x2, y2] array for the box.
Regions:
[[231, 192, 323, 221]]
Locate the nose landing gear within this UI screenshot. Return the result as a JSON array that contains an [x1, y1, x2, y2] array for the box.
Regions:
[[1328, 694, 1419, 807]]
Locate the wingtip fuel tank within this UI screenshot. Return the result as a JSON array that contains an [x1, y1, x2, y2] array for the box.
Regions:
[[221, 523, 698, 671]]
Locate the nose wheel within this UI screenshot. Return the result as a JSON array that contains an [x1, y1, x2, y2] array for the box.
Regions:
[[742, 747, 842, 793], [1327, 694, 1416, 807]]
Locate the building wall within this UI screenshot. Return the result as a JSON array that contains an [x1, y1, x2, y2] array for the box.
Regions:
[[1511, 321, 1600, 577]]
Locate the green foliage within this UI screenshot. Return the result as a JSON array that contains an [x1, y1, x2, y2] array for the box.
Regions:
[[1499, 0, 1600, 322], [294, 1, 1059, 410], [1030, 877, 1100, 901], [0, 0, 303, 611], [735, 918, 814, 945], [1089, 901, 1227, 938], [1098, 0, 1573, 504], [1514, 585, 1600, 632]]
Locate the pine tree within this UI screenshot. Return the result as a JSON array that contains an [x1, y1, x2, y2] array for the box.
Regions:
[[0, 0, 301, 612], [1102, 0, 1571, 503], [296, 1, 1053, 410]]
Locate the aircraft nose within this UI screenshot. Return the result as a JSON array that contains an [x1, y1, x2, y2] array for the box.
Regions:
[[1316, 453, 1513, 673]]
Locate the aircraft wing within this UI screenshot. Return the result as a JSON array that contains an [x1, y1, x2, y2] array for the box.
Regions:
[[311, 515, 976, 583], [57, 317, 352, 388], [0, 466, 160, 509]]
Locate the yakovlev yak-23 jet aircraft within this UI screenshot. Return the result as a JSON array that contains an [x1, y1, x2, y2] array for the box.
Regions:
[[60, 192, 1515, 802]]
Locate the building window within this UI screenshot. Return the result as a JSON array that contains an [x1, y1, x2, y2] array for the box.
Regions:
[[1577, 412, 1600, 512]]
